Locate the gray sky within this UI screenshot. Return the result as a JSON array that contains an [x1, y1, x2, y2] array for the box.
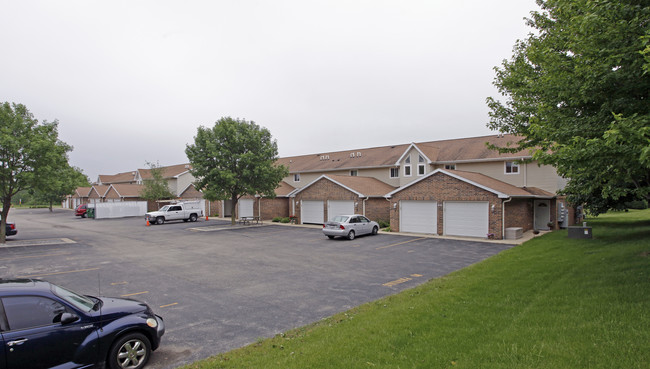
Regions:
[[1, 0, 538, 181]]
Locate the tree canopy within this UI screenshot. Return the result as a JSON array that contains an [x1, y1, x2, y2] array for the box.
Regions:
[[140, 161, 174, 205], [185, 117, 288, 224], [487, 0, 650, 214], [0, 102, 76, 242]]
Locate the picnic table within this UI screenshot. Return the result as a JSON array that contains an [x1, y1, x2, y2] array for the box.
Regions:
[[238, 216, 262, 225]]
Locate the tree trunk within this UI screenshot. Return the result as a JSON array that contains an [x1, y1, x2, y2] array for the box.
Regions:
[[230, 193, 238, 225], [0, 198, 11, 244], [49, 200, 53, 212]]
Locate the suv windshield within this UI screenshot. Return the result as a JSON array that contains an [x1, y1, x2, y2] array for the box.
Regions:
[[52, 284, 95, 312]]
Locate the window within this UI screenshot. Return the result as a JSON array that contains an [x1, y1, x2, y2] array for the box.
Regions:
[[3, 296, 68, 331], [418, 164, 425, 176], [404, 155, 412, 176], [293, 174, 301, 182], [505, 161, 520, 174], [350, 170, 358, 176], [390, 168, 399, 178], [445, 164, 456, 170]]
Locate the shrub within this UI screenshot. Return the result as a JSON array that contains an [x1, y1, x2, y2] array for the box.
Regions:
[[272, 217, 282, 222], [377, 219, 390, 228], [625, 200, 648, 210], [280, 217, 290, 223]]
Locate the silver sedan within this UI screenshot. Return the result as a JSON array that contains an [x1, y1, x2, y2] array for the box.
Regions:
[[323, 214, 380, 240]]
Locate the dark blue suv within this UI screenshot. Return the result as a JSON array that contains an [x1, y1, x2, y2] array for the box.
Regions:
[[0, 279, 164, 369]]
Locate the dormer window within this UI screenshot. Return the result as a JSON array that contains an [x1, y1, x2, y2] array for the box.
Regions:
[[404, 155, 412, 177], [350, 170, 358, 176], [418, 155, 426, 176], [294, 174, 301, 182]]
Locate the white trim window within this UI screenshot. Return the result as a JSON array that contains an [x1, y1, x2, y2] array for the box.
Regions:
[[350, 170, 358, 176], [505, 161, 520, 174], [294, 173, 301, 182], [418, 155, 425, 176], [404, 155, 412, 177], [445, 164, 456, 170], [390, 168, 399, 178]]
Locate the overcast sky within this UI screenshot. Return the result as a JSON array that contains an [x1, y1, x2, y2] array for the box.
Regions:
[[1, 0, 538, 181]]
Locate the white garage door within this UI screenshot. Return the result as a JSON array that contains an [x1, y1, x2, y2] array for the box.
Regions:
[[239, 199, 254, 218], [327, 200, 354, 221], [444, 201, 489, 238], [302, 200, 324, 224], [400, 201, 437, 234]]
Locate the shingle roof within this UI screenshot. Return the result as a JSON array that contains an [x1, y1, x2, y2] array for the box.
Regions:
[[98, 171, 137, 184], [89, 185, 110, 197], [109, 184, 144, 198], [138, 163, 192, 180], [74, 187, 92, 197], [274, 181, 295, 197], [277, 134, 532, 173], [291, 174, 397, 198], [386, 169, 554, 199]]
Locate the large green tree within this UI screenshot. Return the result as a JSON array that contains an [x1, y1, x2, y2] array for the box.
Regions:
[[185, 117, 288, 225], [140, 161, 174, 206], [0, 102, 75, 242], [487, 0, 650, 214], [32, 165, 89, 212]]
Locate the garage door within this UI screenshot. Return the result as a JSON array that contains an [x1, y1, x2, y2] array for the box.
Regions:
[[301, 200, 324, 224], [400, 201, 437, 234], [239, 199, 254, 218], [327, 200, 354, 221], [444, 201, 489, 238]]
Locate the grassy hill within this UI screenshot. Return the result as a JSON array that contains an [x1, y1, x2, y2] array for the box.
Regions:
[[183, 209, 650, 369]]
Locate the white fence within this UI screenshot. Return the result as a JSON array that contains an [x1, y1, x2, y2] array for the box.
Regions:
[[90, 201, 148, 219]]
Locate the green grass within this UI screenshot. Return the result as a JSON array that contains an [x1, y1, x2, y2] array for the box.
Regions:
[[183, 210, 650, 369]]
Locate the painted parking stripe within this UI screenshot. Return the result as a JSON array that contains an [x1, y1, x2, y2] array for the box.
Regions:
[[383, 274, 423, 287], [19, 267, 100, 278], [121, 291, 149, 297], [375, 237, 427, 250], [159, 303, 178, 308], [0, 251, 71, 261]]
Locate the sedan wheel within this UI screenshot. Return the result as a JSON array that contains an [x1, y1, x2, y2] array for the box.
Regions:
[[347, 230, 355, 240], [109, 333, 151, 369], [372, 226, 379, 235]]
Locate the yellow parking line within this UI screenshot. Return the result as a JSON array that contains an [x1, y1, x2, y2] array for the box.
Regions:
[[375, 237, 427, 250], [19, 267, 100, 278], [111, 281, 128, 286], [159, 303, 178, 308], [121, 291, 149, 297]]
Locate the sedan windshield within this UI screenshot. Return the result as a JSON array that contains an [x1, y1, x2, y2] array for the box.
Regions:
[[332, 216, 349, 223], [52, 284, 96, 312]]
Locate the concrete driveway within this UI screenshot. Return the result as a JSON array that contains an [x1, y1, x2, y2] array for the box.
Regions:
[[0, 208, 512, 368]]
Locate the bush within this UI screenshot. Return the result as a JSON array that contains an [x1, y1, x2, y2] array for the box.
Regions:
[[625, 200, 648, 210], [377, 219, 390, 228], [272, 217, 282, 222], [280, 217, 290, 223]]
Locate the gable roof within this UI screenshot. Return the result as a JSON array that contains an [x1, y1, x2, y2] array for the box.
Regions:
[[97, 171, 138, 185], [138, 163, 192, 181], [290, 174, 397, 198], [274, 181, 295, 197], [108, 184, 144, 198], [74, 186, 92, 197], [277, 134, 532, 173], [89, 185, 110, 197], [385, 169, 554, 199]]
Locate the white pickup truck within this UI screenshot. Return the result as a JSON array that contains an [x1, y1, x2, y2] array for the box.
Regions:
[[145, 201, 204, 225]]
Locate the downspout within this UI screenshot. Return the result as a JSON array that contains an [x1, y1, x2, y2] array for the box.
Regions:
[[502, 197, 512, 240]]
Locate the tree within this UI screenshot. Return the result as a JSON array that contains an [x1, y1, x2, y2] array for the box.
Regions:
[[0, 102, 75, 242], [140, 161, 174, 206], [486, 0, 650, 214], [32, 165, 89, 211], [185, 117, 289, 225]]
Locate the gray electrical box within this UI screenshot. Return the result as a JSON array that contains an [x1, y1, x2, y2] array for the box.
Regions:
[[568, 226, 592, 239]]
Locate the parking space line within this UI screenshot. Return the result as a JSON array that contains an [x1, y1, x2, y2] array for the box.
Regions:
[[121, 291, 149, 297], [383, 274, 424, 287], [111, 281, 128, 286], [0, 251, 70, 261], [159, 303, 178, 308], [375, 237, 427, 250], [19, 267, 100, 278]]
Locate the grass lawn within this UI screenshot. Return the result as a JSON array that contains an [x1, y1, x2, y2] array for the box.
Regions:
[[183, 210, 650, 369]]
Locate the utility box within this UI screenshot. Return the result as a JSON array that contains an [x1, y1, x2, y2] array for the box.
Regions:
[[568, 226, 592, 239], [505, 227, 523, 240]]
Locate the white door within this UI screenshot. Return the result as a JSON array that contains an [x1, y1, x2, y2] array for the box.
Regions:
[[327, 200, 354, 221], [400, 201, 437, 234], [239, 199, 254, 218], [301, 200, 324, 224], [534, 200, 551, 230], [444, 201, 489, 238]]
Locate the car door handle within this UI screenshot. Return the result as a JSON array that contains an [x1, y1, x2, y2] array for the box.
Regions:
[[8, 338, 28, 346]]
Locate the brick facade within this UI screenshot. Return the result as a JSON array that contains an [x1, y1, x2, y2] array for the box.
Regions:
[[388, 172, 504, 238]]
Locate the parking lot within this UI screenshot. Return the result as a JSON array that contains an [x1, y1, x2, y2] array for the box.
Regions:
[[1, 208, 513, 368]]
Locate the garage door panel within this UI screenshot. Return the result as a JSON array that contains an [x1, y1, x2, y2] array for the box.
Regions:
[[444, 201, 489, 238], [328, 200, 354, 221], [400, 201, 437, 234], [239, 199, 254, 218], [302, 201, 324, 224]]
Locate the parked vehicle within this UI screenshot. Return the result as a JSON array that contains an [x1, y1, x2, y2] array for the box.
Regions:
[[2, 218, 17, 236], [75, 203, 88, 217], [145, 201, 203, 225], [323, 214, 379, 240], [0, 278, 164, 369]]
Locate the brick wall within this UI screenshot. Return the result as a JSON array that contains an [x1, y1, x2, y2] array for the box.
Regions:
[[365, 198, 390, 223], [293, 178, 359, 224], [260, 197, 290, 219], [504, 199, 533, 231], [388, 172, 503, 238]]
